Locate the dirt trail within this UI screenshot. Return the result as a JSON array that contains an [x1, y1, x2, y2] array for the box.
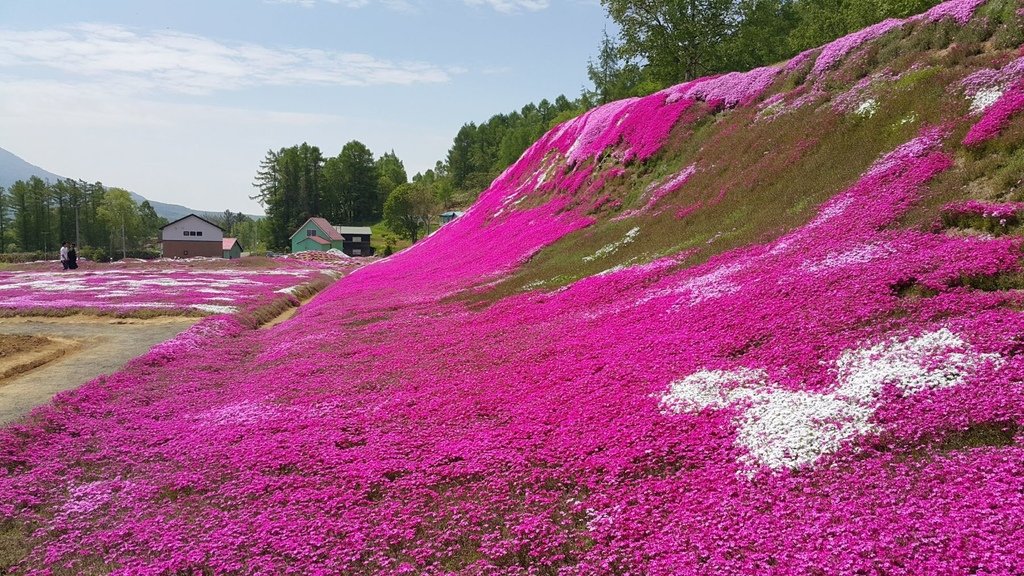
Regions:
[[0, 317, 197, 425]]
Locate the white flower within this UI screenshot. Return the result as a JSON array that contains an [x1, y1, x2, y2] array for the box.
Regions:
[[660, 329, 1002, 476]]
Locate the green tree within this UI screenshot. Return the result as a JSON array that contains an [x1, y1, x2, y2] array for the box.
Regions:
[[376, 150, 408, 211], [138, 201, 167, 244], [728, 0, 799, 71], [252, 144, 324, 249], [98, 188, 141, 259], [587, 29, 655, 104], [602, 0, 741, 85], [229, 217, 268, 254], [338, 140, 380, 223], [383, 182, 440, 243]]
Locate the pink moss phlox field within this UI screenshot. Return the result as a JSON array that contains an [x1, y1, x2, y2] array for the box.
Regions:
[[812, 0, 986, 75], [916, 0, 989, 23], [663, 65, 782, 109], [960, 54, 1024, 109], [4, 5, 1024, 572], [813, 18, 906, 75], [0, 259, 342, 315], [964, 77, 1024, 145], [942, 199, 1024, 219], [616, 164, 698, 220], [4, 117, 1024, 574]]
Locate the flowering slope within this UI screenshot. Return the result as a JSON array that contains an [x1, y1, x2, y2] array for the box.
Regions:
[[3, 1, 1024, 574]]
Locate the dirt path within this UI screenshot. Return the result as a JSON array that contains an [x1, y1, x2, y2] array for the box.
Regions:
[[0, 317, 197, 425]]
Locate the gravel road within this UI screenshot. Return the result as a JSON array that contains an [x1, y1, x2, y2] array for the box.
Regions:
[[0, 317, 197, 425]]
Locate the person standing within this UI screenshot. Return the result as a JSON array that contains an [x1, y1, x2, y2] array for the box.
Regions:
[[68, 243, 79, 270], [59, 242, 69, 271]]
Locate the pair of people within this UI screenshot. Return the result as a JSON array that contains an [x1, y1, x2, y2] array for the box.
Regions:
[[59, 242, 79, 270]]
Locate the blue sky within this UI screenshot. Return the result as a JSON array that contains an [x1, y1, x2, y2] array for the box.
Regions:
[[0, 0, 610, 214]]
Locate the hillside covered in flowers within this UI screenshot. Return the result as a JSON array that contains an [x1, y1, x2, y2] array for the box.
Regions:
[[4, 0, 1024, 573]]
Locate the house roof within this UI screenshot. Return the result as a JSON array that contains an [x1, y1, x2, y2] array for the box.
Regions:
[[160, 213, 224, 231], [288, 217, 344, 241], [223, 237, 242, 251], [302, 235, 331, 245], [334, 226, 372, 236]]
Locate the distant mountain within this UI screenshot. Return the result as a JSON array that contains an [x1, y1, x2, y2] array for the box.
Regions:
[[0, 146, 252, 222], [0, 146, 63, 185]]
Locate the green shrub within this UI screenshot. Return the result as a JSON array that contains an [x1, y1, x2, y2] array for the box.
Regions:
[[81, 247, 109, 263], [0, 252, 46, 264]]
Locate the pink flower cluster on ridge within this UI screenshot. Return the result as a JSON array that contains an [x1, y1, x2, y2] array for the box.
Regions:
[[963, 78, 1024, 146], [812, 18, 905, 75], [664, 65, 782, 109], [2, 121, 1024, 574], [943, 199, 1024, 219], [812, 0, 988, 75], [916, 0, 989, 23], [615, 163, 698, 220]]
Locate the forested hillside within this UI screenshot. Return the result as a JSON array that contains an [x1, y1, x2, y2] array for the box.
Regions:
[[3, 0, 1024, 572]]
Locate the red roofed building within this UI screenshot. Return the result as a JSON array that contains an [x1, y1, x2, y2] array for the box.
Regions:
[[290, 217, 373, 256], [222, 237, 244, 259]]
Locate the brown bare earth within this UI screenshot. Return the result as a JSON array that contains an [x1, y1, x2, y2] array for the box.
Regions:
[[0, 316, 197, 425], [0, 334, 78, 381]]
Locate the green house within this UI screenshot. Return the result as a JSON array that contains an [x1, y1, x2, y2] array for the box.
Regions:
[[291, 217, 344, 253], [222, 237, 243, 259]]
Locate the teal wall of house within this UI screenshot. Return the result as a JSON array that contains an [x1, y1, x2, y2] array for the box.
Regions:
[[223, 244, 242, 259], [290, 221, 342, 253], [293, 237, 326, 252]]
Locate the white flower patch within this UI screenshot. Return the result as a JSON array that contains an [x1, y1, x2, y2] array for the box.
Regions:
[[639, 262, 745, 309], [970, 86, 1004, 113], [832, 327, 995, 398], [191, 304, 237, 314], [660, 329, 1001, 476], [660, 368, 765, 412], [583, 227, 640, 263], [855, 98, 878, 117], [799, 242, 891, 273], [276, 285, 300, 295], [734, 389, 876, 474]]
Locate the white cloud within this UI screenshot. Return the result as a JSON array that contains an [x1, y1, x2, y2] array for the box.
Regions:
[[0, 23, 455, 95], [463, 0, 550, 12], [266, 0, 549, 12]]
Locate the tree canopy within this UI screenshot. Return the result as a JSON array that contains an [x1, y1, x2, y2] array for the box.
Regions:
[[252, 141, 409, 249], [383, 181, 439, 243]]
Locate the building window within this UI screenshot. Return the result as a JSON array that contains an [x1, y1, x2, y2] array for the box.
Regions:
[[353, 249, 362, 256], [307, 229, 318, 237], [197, 231, 203, 236], [350, 236, 361, 242]]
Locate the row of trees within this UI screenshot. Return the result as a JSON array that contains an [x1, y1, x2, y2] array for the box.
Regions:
[[589, 0, 941, 103], [0, 177, 166, 259], [252, 141, 410, 249], [446, 96, 589, 191]]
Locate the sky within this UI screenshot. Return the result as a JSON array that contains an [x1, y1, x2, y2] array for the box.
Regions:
[[0, 0, 610, 214]]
